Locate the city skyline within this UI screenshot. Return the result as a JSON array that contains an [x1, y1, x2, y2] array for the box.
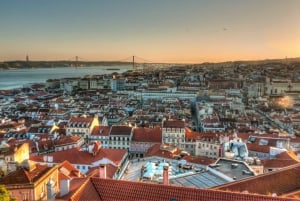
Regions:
[[1, 0, 300, 63]]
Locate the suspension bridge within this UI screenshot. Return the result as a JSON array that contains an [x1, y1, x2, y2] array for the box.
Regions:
[[67, 55, 167, 71]]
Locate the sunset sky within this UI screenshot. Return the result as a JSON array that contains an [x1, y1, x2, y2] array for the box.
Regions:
[[1, 0, 300, 63]]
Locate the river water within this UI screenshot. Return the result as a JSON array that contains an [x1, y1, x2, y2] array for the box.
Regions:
[[0, 65, 132, 90]]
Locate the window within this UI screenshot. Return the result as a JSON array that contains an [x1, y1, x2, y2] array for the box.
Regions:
[[22, 192, 29, 201], [259, 139, 268, 146]]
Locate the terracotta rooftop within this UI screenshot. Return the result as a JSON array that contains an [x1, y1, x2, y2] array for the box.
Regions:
[[59, 160, 85, 178], [70, 177, 298, 201], [110, 125, 133, 136], [162, 119, 185, 128], [30, 147, 127, 166], [185, 127, 198, 141], [246, 142, 270, 153], [54, 135, 82, 146], [214, 163, 300, 197], [68, 116, 94, 124], [86, 164, 118, 179], [132, 126, 162, 142], [91, 126, 110, 136], [145, 143, 182, 159], [56, 178, 89, 200], [261, 151, 300, 168], [0, 164, 52, 185]]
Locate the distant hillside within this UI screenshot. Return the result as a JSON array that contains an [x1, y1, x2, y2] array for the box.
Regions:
[[1, 57, 300, 70], [0, 60, 132, 70]]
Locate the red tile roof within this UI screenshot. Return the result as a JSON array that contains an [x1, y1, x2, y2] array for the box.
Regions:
[[110, 125, 133, 136], [71, 177, 298, 201], [214, 163, 300, 197], [261, 151, 300, 168], [53, 135, 82, 146], [86, 164, 117, 179], [132, 126, 162, 142], [59, 160, 85, 178], [69, 116, 94, 124], [56, 178, 88, 200], [185, 127, 198, 141], [0, 164, 52, 185], [163, 119, 185, 128], [30, 147, 127, 166], [91, 125, 110, 136], [247, 142, 270, 153], [145, 143, 182, 159]]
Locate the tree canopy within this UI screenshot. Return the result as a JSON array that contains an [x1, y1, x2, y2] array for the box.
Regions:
[[0, 185, 16, 201]]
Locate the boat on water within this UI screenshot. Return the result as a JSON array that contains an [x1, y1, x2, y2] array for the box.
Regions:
[[106, 68, 120, 71]]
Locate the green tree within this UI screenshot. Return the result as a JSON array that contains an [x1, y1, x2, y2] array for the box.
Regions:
[[0, 185, 16, 201]]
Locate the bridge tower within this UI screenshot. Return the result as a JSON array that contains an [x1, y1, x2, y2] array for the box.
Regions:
[[75, 56, 79, 67], [132, 56, 136, 71]]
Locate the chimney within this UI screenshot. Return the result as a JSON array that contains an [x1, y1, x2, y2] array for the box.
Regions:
[[60, 179, 70, 196], [99, 164, 106, 179], [163, 166, 169, 185]]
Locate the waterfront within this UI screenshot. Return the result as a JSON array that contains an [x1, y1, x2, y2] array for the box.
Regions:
[[0, 65, 132, 90]]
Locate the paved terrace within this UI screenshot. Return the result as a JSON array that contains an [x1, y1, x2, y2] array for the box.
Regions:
[[121, 156, 229, 188]]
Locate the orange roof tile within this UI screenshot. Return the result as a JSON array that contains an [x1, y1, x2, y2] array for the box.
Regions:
[[110, 125, 132, 136], [54, 135, 81, 146], [132, 126, 162, 142], [0, 164, 52, 185], [247, 143, 270, 153], [59, 160, 85, 178], [86, 164, 117, 179], [261, 151, 300, 168], [91, 125, 110, 136], [185, 127, 198, 141], [215, 163, 300, 196], [163, 119, 185, 128], [56, 178, 88, 200], [71, 177, 298, 201], [69, 116, 94, 124], [145, 143, 182, 159], [30, 147, 127, 166]]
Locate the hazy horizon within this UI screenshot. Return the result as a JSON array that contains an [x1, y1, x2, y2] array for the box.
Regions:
[[2, 56, 300, 65], [1, 0, 300, 63]]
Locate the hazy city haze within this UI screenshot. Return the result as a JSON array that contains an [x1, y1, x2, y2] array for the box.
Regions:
[[1, 0, 300, 63]]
